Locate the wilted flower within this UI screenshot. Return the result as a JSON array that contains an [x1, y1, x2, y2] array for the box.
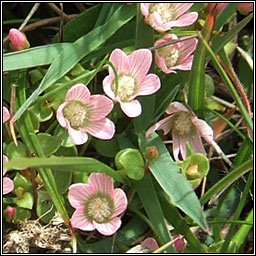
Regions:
[[141, 3, 198, 33], [57, 84, 115, 145], [9, 28, 30, 51], [155, 34, 198, 74], [146, 102, 215, 161], [3, 155, 14, 195], [103, 48, 161, 117], [68, 173, 128, 236]]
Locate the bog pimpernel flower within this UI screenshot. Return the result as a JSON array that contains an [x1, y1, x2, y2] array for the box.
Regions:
[[146, 102, 215, 161], [57, 84, 115, 145], [141, 3, 198, 33], [3, 107, 10, 123], [8, 28, 30, 51], [155, 34, 198, 74], [103, 48, 161, 117], [68, 173, 128, 236], [3, 155, 14, 195]]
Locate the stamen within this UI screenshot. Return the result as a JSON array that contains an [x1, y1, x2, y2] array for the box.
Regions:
[[173, 111, 194, 136], [158, 45, 180, 68]]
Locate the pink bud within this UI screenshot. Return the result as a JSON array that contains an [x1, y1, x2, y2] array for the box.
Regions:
[[4, 206, 16, 222], [173, 234, 187, 253], [237, 3, 253, 15], [9, 28, 30, 51]]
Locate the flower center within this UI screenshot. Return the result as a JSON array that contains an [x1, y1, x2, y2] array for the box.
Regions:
[[85, 193, 115, 224], [173, 111, 194, 136], [63, 100, 89, 130], [158, 45, 180, 68], [149, 3, 177, 28], [113, 74, 137, 102]]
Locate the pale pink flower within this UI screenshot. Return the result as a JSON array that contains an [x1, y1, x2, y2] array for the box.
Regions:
[[141, 3, 198, 33], [3, 107, 10, 123], [237, 3, 253, 15], [3, 155, 14, 195], [68, 173, 128, 236], [155, 34, 198, 74], [146, 102, 215, 161], [8, 28, 30, 51], [103, 48, 161, 117], [57, 84, 115, 145]]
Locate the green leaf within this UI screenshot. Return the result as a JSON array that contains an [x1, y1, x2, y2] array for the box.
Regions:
[[37, 133, 62, 157], [13, 172, 33, 192], [92, 136, 119, 158], [16, 192, 34, 210], [6, 141, 27, 159], [139, 133, 207, 230]]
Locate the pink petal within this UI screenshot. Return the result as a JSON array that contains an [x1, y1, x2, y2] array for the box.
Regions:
[[3, 155, 8, 175], [102, 75, 116, 100], [179, 38, 198, 58], [150, 12, 169, 32], [165, 12, 198, 28], [174, 3, 194, 16], [88, 173, 114, 196], [146, 115, 173, 139], [68, 183, 96, 208], [142, 238, 159, 251], [155, 53, 174, 74], [71, 208, 95, 231], [93, 217, 121, 236], [192, 118, 214, 145], [109, 49, 129, 75], [85, 118, 115, 140], [175, 55, 194, 71], [136, 74, 161, 96], [120, 100, 142, 118], [3, 177, 14, 195], [56, 102, 68, 127], [66, 84, 91, 104], [67, 121, 88, 145], [88, 95, 114, 121], [166, 102, 190, 115], [172, 130, 182, 161], [113, 188, 128, 216], [128, 49, 152, 82], [187, 131, 206, 155], [140, 3, 151, 17], [3, 107, 10, 123], [154, 33, 178, 47]]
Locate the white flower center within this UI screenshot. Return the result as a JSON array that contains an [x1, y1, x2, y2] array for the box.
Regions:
[[113, 74, 137, 102], [85, 194, 114, 224], [158, 45, 180, 68], [173, 111, 195, 136], [149, 3, 177, 29], [63, 100, 89, 130]]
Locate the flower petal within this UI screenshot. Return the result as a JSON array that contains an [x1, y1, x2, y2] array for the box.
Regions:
[[136, 74, 161, 96], [128, 49, 152, 81], [67, 121, 88, 145], [85, 118, 115, 140], [150, 12, 168, 32], [113, 188, 128, 216], [93, 217, 121, 236], [102, 75, 115, 100], [3, 155, 8, 175], [120, 100, 142, 118], [187, 131, 206, 155], [140, 3, 151, 17], [172, 130, 182, 161], [174, 3, 194, 16], [146, 115, 173, 138], [88, 173, 114, 196], [56, 102, 68, 127], [192, 118, 214, 145], [175, 55, 194, 71], [165, 12, 198, 28], [88, 95, 114, 121], [66, 84, 91, 104], [109, 49, 129, 75], [3, 107, 10, 123], [71, 208, 95, 231], [179, 38, 198, 58], [142, 238, 159, 251], [3, 177, 14, 195], [166, 101, 189, 115], [68, 183, 96, 208]]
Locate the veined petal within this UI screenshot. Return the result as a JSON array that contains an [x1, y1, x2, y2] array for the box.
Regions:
[[128, 49, 152, 81], [187, 131, 206, 155], [165, 12, 198, 28], [142, 238, 159, 251], [120, 100, 142, 118], [3, 177, 14, 195], [155, 53, 173, 74], [175, 55, 194, 71], [67, 121, 89, 145], [136, 74, 161, 96], [85, 118, 115, 140], [93, 217, 121, 236], [113, 188, 128, 216], [68, 183, 96, 208], [88, 173, 114, 196], [179, 38, 198, 58], [71, 208, 95, 231], [88, 95, 114, 120], [172, 130, 181, 161], [173, 130, 187, 160], [150, 12, 168, 32], [166, 101, 189, 115], [3, 107, 10, 123], [109, 49, 129, 75], [66, 84, 91, 104], [146, 115, 173, 138], [140, 3, 151, 17], [174, 3, 194, 16], [103, 75, 115, 100], [192, 118, 214, 144], [56, 102, 68, 127]]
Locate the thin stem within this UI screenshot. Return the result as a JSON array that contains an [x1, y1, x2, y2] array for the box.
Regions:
[[105, 60, 119, 97]]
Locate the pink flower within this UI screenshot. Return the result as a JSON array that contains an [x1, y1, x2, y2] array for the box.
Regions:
[[8, 28, 30, 51], [155, 34, 198, 74], [103, 49, 161, 117], [68, 173, 128, 236], [146, 102, 215, 161], [3, 155, 14, 195], [57, 84, 115, 145], [237, 3, 253, 15], [3, 107, 10, 123], [141, 3, 198, 32]]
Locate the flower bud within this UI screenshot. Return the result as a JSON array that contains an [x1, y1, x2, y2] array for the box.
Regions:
[[4, 206, 16, 222], [186, 164, 200, 180], [145, 146, 159, 162], [9, 28, 30, 51]]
